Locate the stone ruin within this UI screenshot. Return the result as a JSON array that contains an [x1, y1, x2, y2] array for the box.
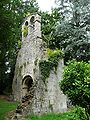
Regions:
[[12, 13, 67, 119]]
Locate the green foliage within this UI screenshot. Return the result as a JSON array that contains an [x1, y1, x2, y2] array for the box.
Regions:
[[47, 48, 64, 69], [0, 0, 13, 94], [60, 60, 90, 117], [25, 107, 89, 120], [39, 60, 53, 83], [39, 49, 63, 82], [0, 0, 39, 94], [54, 0, 90, 63], [22, 26, 28, 37], [0, 99, 18, 120], [73, 106, 87, 120], [41, 8, 61, 48]]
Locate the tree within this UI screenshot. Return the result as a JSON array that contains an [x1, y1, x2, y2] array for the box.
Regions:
[[52, 0, 90, 63], [41, 8, 62, 48], [0, 0, 13, 93], [0, 0, 39, 94], [60, 60, 90, 119]]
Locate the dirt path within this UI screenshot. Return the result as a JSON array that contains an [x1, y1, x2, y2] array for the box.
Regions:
[[0, 95, 10, 100]]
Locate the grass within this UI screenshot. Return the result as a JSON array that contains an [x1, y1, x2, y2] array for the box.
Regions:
[[0, 99, 89, 120], [0, 99, 18, 120], [25, 113, 72, 120], [25, 107, 89, 120]]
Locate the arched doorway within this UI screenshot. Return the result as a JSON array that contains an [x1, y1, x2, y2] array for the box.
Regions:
[[22, 75, 33, 97]]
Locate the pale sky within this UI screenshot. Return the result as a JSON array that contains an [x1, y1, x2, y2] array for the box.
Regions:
[[37, 0, 56, 12]]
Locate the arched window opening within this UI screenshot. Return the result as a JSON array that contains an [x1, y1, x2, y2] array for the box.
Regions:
[[30, 16, 35, 32], [25, 21, 28, 26], [23, 21, 28, 37], [30, 16, 35, 25], [22, 75, 33, 97]]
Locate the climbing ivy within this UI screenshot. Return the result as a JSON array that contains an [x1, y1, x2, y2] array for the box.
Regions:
[[47, 48, 64, 69], [39, 49, 64, 82], [22, 26, 28, 37], [39, 60, 53, 83]]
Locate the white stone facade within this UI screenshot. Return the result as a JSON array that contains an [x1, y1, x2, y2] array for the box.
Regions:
[[12, 13, 67, 116]]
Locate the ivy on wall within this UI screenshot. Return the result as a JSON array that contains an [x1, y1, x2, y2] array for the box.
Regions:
[[22, 26, 28, 37], [39, 60, 53, 83], [39, 49, 64, 83]]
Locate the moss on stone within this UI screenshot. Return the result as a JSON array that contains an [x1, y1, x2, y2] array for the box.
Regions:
[[47, 48, 64, 70], [22, 26, 28, 37], [39, 48, 64, 83], [39, 60, 53, 83]]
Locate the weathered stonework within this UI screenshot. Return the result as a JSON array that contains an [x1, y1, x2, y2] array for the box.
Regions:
[[12, 13, 67, 117]]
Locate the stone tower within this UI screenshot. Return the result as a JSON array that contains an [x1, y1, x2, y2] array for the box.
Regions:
[[12, 13, 67, 116]]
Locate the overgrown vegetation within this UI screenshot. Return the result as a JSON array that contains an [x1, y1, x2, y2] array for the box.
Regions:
[[25, 106, 89, 120], [22, 26, 28, 37], [0, 1, 90, 119], [60, 60, 90, 119], [39, 60, 52, 83], [39, 49, 64, 82], [0, 99, 18, 120], [1, 0, 90, 95], [47, 49, 64, 69]]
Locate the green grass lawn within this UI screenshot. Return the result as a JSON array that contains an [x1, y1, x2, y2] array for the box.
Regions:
[[0, 99, 18, 120], [25, 113, 72, 120], [0, 99, 89, 120], [25, 107, 89, 120]]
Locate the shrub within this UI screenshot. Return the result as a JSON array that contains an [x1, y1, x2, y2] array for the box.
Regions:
[[60, 60, 90, 119]]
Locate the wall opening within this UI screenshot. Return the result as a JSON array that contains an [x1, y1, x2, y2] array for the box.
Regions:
[[30, 16, 35, 31], [22, 21, 28, 37], [30, 16, 35, 25], [22, 75, 33, 97], [25, 21, 28, 26]]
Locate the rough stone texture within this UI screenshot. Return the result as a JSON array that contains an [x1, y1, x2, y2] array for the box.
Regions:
[[12, 13, 67, 117]]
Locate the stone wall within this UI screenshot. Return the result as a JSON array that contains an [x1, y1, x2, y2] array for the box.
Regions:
[[12, 13, 67, 117], [28, 59, 67, 115]]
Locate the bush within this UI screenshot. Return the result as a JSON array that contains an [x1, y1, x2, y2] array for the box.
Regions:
[[60, 60, 90, 119]]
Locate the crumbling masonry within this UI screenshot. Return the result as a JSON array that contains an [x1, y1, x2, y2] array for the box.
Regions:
[[12, 13, 67, 117]]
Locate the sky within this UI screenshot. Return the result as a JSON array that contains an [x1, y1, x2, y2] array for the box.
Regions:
[[37, 0, 56, 12]]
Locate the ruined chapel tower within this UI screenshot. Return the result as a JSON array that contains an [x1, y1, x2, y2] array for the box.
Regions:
[[12, 13, 67, 116]]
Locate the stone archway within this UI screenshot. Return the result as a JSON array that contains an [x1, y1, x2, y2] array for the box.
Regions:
[[22, 75, 33, 97]]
